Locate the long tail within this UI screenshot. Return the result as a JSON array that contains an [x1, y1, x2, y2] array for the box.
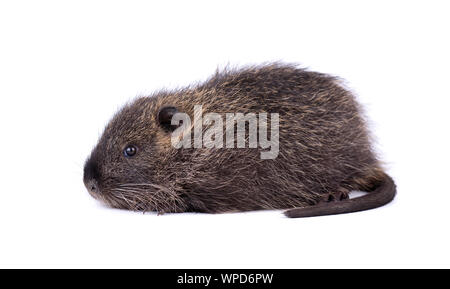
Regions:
[[284, 173, 396, 218]]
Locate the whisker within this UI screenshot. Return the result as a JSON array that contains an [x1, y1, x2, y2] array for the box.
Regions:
[[106, 182, 186, 214]]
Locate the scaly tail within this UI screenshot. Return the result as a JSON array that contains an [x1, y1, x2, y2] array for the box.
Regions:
[[284, 173, 396, 218]]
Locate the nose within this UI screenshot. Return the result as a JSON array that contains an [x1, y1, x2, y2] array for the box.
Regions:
[[85, 179, 99, 194], [83, 157, 101, 193]]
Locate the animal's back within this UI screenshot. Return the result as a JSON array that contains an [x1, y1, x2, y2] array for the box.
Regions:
[[158, 64, 384, 213]]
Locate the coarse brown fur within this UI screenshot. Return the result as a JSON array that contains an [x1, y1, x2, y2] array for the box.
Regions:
[[83, 63, 396, 217]]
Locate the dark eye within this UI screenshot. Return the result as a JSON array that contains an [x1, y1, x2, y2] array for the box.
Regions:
[[123, 145, 137, 157]]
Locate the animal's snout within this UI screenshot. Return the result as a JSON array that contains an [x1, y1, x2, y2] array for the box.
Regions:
[[83, 157, 101, 194]]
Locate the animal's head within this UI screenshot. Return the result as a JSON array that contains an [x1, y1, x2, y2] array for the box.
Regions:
[[83, 97, 184, 211]]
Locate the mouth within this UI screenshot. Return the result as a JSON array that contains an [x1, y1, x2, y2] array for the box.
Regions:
[[84, 184, 119, 209]]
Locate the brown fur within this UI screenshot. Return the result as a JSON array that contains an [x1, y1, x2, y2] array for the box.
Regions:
[[83, 63, 396, 217]]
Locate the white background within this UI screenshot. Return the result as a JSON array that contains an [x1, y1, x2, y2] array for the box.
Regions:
[[1, 0, 449, 268]]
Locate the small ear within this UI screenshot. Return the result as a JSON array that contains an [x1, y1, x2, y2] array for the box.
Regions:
[[157, 106, 179, 131]]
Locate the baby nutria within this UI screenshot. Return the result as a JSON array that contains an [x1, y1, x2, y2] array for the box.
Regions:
[[83, 63, 396, 218]]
